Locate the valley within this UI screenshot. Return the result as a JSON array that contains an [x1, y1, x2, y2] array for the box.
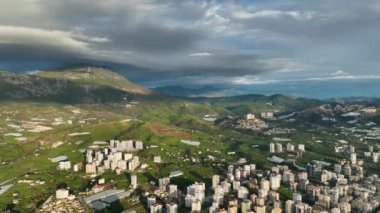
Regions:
[[0, 67, 379, 212]]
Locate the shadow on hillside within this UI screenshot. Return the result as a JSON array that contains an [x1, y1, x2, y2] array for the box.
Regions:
[[0, 74, 167, 105]]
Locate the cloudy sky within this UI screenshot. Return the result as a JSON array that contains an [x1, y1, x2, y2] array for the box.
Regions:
[[1, 0, 380, 89]]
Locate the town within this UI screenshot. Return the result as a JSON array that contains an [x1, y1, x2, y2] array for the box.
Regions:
[[1, 71, 380, 212], [35, 138, 380, 213]]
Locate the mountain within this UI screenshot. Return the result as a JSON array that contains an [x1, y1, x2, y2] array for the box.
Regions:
[[327, 97, 380, 104], [0, 66, 151, 103], [189, 94, 322, 115], [35, 66, 150, 95], [0, 66, 321, 115], [153, 85, 221, 97]]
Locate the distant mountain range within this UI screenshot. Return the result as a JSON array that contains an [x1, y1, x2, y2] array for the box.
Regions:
[[327, 97, 380, 104], [153, 85, 222, 97], [0, 66, 329, 116], [188, 94, 323, 115], [152, 81, 380, 104]]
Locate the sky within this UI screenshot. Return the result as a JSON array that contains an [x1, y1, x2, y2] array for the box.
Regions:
[[1, 0, 380, 96]]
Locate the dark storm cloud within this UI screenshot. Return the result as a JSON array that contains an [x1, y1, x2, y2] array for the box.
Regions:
[[0, 0, 380, 86], [105, 22, 205, 53]]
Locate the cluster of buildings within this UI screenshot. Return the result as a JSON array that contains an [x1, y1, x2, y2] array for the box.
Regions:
[[320, 104, 378, 115], [299, 160, 380, 212], [67, 140, 144, 210], [141, 142, 379, 213], [17, 179, 45, 186], [43, 140, 146, 212], [364, 145, 380, 163], [142, 175, 181, 212], [185, 182, 206, 211], [237, 114, 269, 130], [269, 143, 305, 154], [264, 128, 294, 136], [334, 144, 380, 164], [146, 198, 178, 213], [219, 163, 377, 212], [84, 141, 143, 175], [245, 112, 275, 120], [341, 126, 380, 140], [54, 140, 145, 175], [360, 107, 378, 114], [261, 112, 275, 120], [39, 188, 86, 213], [317, 104, 379, 125], [110, 139, 144, 152]]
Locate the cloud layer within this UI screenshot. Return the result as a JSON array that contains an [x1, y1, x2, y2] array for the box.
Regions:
[[1, 0, 380, 86]]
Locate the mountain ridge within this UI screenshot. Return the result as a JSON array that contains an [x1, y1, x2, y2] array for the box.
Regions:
[[0, 66, 152, 103], [153, 85, 221, 97], [34, 66, 150, 95], [0, 66, 323, 116]]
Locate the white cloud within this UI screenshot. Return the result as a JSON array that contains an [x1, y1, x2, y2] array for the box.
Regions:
[[330, 70, 348, 76], [0, 25, 109, 52], [73, 34, 110, 43], [305, 75, 380, 81], [256, 58, 306, 73], [233, 9, 318, 20], [200, 3, 230, 32], [189, 52, 212, 57], [231, 75, 380, 85], [231, 76, 260, 85], [0, 25, 129, 64]]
